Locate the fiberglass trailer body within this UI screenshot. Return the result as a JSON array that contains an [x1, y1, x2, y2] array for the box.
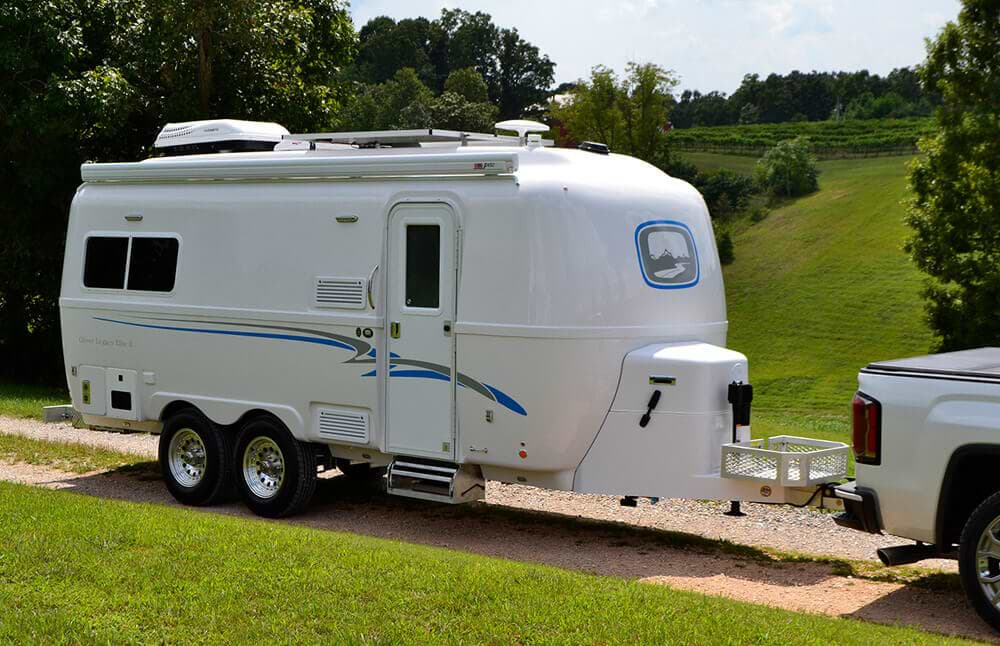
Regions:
[[60, 119, 848, 517]]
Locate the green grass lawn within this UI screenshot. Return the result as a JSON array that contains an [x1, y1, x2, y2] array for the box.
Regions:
[[687, 153, 934, 443], [0, 482, 971, 644], [0, 381, 68, 419], [681, 150, 761, 175], [0, 433, 145, 473]]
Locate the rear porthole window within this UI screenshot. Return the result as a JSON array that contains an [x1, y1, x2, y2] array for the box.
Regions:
[[83, 237, 129, 289], [127, 237, 179, 292]]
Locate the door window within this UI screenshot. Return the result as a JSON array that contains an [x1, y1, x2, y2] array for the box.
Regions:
[[405, 224, 440, 308]]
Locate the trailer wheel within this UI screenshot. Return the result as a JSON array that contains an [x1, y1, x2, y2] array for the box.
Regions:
[[959, 490, 1000, 631], [335, 458, 386, 481], [159, 409, 233, 506], [234, 417, 316, 518]]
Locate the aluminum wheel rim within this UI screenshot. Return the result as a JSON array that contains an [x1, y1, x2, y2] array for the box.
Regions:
[[168, 428, 207, 488], [976, 516, 1000, 607], [243, 436, 285, 499]]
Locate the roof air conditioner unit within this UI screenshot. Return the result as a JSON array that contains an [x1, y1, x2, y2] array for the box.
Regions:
[[153, 119, 290, 157]]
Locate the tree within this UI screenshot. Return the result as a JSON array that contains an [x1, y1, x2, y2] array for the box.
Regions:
[[551, 63, 677, 162], [0, 0, 356, 383], [352, 9, 554, 119], [353, 16, 437, 87], [905, 0, 1000, 350], [753, 138, 819, 197], [342, 67, 497, 132], [445, 67, 490, 103]]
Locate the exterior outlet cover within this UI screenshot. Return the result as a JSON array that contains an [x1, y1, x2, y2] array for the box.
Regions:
[[77, 366, 107, 416]]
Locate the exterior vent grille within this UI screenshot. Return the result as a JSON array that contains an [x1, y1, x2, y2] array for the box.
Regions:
[[314, 277, 365, 309], [317, 407, 369, 444]]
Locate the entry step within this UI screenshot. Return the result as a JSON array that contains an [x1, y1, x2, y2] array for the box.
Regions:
[[387, 459, 485, 504]]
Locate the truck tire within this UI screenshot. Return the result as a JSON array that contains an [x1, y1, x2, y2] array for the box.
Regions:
[[959, 490, 1000, 631], [159, 408, 233, 506], [234, 416, 316, 518]]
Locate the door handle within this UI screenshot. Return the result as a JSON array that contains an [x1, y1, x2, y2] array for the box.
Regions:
[[390, 321, 400, 339], [367, 264, 379, 310]]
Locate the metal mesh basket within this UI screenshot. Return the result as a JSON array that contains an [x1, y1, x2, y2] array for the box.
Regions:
[[721, 435, 849, 487]]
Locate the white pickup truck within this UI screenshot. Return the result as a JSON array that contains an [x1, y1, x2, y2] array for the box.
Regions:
[[835, 347, 1000, 630]]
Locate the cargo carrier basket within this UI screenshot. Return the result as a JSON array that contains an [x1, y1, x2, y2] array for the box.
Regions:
[[721, 435, 849, 487]]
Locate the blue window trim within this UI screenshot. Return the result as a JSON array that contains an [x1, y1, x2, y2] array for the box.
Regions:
[[634, 219, 700, 290]]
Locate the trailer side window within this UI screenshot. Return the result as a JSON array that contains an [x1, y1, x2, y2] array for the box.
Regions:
[[83, 237, 129, 289], [127, 237, 179, 292], [405, 224, 440, 308]]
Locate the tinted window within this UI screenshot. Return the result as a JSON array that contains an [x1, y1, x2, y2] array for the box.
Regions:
[[127, 237, 179, 292], [405, 225, 440, 308], [83, 237, 128, 288]]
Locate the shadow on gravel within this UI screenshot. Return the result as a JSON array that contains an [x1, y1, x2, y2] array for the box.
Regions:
[[16, 462, 993, 643]]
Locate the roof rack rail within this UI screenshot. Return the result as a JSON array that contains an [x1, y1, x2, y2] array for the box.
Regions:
[[285, 128, 553, 148]]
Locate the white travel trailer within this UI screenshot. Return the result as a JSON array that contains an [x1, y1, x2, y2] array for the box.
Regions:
[[59, 119, 848, 517]]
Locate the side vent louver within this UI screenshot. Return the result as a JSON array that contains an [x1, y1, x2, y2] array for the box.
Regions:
[[316, 407, 369, 444], [314, 277, 365, 309]]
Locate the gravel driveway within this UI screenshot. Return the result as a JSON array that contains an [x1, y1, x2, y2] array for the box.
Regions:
[[0, 416, 955, 567]]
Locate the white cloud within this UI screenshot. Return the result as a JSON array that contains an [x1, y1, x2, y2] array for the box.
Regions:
[[350, 0, 960, 92]]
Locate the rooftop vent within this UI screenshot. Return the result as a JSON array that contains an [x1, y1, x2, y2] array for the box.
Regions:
[[153, 119, 289, 157]]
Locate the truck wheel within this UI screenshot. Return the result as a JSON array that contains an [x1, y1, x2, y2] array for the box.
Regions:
[[234, 416, 316, 518], [959, 490, 1000, 631], [159, 409, 233, 506], [335, 458, 386, 481]]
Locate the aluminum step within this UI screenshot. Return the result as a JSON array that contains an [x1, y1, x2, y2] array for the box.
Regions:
[[387, 459, 485, 504]]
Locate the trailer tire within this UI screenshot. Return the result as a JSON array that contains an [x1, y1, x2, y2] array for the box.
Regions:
[[159, 409, 233, 506], [959, 490, 1000, 631], [335, 458, 386, 481], [234, 417, 316, 518]]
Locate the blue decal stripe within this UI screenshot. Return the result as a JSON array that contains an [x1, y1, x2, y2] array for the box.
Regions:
[[94, 317, 355, 352], [94, 316, 527, 416], [484, 384, 528, 416]]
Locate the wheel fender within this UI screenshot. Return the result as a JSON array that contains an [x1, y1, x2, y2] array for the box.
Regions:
[[150, 392, 305, 438]]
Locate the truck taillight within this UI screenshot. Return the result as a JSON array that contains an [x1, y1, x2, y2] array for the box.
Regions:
[[852, 392, 881, 465]]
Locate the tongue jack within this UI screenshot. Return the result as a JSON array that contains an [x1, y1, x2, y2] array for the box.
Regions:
[[725, 381, 754, 517]]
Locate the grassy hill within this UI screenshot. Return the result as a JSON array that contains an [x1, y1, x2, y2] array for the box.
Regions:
[[688, 153, 935, 441]]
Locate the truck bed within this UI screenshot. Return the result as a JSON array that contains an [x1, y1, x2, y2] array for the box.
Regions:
[[863, 347, 1000, 381]]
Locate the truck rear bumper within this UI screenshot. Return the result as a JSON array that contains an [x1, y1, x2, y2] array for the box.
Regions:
[[833, 482, 882, 534]]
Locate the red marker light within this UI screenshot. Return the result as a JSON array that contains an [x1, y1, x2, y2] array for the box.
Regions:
[[518, 450, 527, 459]]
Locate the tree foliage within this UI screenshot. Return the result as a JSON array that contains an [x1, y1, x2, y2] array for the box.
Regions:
[[445, 67, 490, 103], [0, 0, 355, 382], [671, 68, 940, 128], [352, 9, 554, 119], [905, 0, 1000, 350], [550, 63, 678, 162], [753, 138, 820, 197], [341, 67, 498, 132]]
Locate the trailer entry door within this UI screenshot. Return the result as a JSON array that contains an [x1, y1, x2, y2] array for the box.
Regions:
[[385, 203, 457, 460]]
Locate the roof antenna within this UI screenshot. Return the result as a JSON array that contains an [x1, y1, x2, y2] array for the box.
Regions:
[[495, 119, 549, 145]]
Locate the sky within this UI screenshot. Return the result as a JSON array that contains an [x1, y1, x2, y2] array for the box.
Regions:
[[349, 0, 961, 93]]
